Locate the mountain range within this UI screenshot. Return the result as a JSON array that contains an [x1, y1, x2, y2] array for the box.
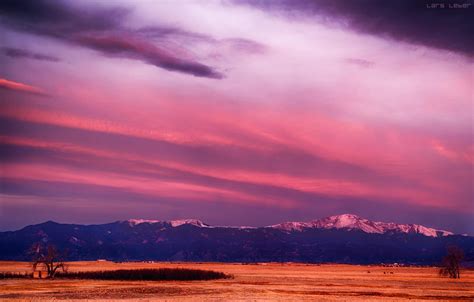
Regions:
[[1, 214, 472, 264]]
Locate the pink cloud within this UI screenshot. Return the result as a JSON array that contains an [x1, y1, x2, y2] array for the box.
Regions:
[[0, 78, 46, 96]]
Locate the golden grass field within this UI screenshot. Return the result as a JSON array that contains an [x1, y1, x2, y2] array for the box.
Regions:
[[0, 261, 473, 301]]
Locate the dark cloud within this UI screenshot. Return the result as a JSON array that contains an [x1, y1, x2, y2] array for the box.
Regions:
[[2, 47, 60, 62], [237, 0, 474, 56], [75, 33, 223, 78], [0, 0, 126, 35], [0, 0, 223, 78]]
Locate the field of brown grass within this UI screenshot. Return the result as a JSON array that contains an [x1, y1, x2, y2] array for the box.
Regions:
[[0, 261, 473, 301]]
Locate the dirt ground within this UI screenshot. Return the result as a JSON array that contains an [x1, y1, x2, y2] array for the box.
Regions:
[[0, 261, 473, 301]]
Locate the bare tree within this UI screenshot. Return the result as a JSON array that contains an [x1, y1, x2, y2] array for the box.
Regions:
[[439, 246, 464, 279], [30, 243, 67, 278]]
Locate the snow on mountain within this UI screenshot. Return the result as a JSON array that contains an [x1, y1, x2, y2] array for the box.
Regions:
[[270, 214, 454, 237], [125, 214, 454, 237], [169, 219, 210, 228], [127, 219, 161, 226], [127, 219, 210, 228]]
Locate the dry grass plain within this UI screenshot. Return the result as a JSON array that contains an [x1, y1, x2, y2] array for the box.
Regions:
[[0, 261, 473, 301]]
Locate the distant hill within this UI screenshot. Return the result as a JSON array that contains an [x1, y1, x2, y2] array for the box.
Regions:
[[1, 214, 472, 264]]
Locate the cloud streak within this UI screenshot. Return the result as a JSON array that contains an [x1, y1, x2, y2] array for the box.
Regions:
[[0, 134, 460, 212], [2, 47, 60, 62], [1, 104, 470, 213], [0, 78, 47, 96]]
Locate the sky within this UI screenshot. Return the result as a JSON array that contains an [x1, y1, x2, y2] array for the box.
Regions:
[[0, 0, 472, 233]]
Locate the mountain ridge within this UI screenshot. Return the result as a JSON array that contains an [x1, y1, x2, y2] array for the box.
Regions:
[[121, 213, 455, 238], [2, 213, 472, 264]]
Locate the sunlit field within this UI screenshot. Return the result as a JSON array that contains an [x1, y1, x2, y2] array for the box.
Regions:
[[0, 261, 473, 301]]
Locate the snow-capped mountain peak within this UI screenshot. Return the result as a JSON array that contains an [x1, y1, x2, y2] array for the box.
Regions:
[[321, 214, 363, 228], [270, 214, 453, 237], [169, 219, 209, 228]]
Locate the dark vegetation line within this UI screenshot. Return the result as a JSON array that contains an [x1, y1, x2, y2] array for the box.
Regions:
[[1, 268, 232, 281], [57, 268, 232, 281], [0, 272, 31, 279]]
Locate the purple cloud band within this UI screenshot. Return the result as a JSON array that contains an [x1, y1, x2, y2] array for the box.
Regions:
[[237, 0, 473, 56]]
